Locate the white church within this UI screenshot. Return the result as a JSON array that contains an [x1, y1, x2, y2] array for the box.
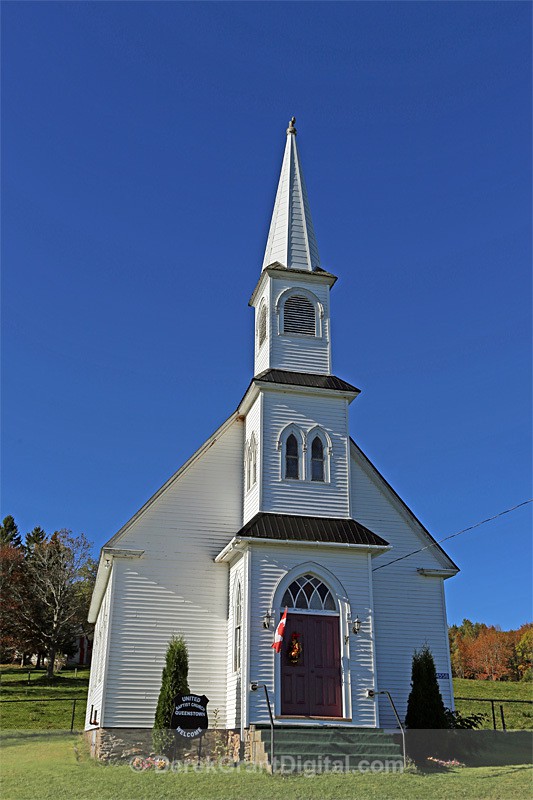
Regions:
[[85, 118, 458, 757]]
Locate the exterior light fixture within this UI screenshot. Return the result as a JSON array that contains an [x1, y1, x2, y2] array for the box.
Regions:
[[352, 615, 361, 635], [262, 609, 272, 629], [104, 558, 111, 569]]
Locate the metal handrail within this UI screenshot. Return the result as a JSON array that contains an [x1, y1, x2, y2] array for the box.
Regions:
[[368, 688, 406, 769], [250, 682, 275, 773]]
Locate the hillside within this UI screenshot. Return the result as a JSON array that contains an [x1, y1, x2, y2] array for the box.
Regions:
[[453, 678, 533, 730]]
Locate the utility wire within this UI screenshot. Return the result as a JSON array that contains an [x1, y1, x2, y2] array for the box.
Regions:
[[372, 499, 533, 572]]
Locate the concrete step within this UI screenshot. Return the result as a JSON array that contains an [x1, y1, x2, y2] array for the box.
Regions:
[[255, 726, 402, 772]]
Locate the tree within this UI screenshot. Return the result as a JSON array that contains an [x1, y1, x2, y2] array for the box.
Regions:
[[0, 544, 33, 661], [25, 526, 47, 551], [405, 644, 448, 729], [0, 516, 22, 549], [11, 529, 93, 677], [515, 626, 533, 680], [152, 636, 190, 755]]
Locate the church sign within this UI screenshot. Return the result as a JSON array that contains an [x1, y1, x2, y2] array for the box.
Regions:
[[170, 693, 209, 739]]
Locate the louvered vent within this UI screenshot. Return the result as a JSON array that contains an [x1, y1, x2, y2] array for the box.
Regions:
[[283, 295, 316, 336], [258, 305, 267, 347]]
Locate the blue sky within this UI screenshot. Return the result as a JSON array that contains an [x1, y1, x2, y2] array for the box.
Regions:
[[2, 2, 531, 629]]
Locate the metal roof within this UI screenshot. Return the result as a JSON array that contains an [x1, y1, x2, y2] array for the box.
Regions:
[[255, 369, 360, 394], [236, 512, 389, 547]]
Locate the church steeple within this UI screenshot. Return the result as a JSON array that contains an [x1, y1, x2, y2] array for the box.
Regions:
[[262, 117, 321, 272]]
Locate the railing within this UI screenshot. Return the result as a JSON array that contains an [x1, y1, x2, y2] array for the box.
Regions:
[[454, 696, 533, 730], [0, 697, 86, 732], [250, 682, 275, 772]]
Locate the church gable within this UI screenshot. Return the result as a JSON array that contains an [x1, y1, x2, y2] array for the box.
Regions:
[[103, 414, 244, 555], [350, 439, 458, 573]]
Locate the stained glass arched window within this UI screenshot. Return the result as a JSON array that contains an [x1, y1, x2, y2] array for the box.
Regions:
[[281, 574, 336, 611]]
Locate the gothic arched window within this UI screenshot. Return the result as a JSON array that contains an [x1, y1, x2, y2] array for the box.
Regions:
[[244, 435, 258, 491], [285, 433, 299, 480], [310, 436, 325, 482], [281, 574, 336, 611], [233, 582, 242, 672]]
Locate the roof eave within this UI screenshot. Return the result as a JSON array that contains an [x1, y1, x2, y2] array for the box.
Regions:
[[215, 535, 391, 562], [249, 265, 338, 307], [88, 547, 144, 623]]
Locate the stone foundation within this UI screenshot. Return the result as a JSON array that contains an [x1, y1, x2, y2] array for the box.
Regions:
[[85, 727, 242, 764], [243, 725, 269, 768]]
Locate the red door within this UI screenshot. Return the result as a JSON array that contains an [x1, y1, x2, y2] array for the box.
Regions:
[[280, 613, 342, 717]]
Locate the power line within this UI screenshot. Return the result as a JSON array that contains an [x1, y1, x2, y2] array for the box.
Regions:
[[372, 499, 533, 573]]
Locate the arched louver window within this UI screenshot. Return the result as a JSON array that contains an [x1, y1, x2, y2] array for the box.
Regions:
[[311, 436, 325, 482], [281, 574, 336, 611], [283, 295, 316, 336], [285, 433, 299, 479], [258, 304, 267, 348]]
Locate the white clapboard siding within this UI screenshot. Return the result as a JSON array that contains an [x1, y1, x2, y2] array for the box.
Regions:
[[226, 556, 245, 729], [270, 276, 331, 375], [350, 443, 455, 727], [261, 392, 350, 518], [243, 395, 262, 524], [85, 570, 113, 728], [248, 544, 378, 727], [96, 419, 244, 729]]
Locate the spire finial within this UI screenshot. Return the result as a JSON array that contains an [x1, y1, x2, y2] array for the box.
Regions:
[[287, 116, 297, 135]]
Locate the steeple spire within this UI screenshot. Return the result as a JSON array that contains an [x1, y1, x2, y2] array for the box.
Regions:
[[262, 117, 321, 272]]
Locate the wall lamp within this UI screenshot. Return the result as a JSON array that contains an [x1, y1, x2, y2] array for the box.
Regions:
[[347, 610, 361, 639]]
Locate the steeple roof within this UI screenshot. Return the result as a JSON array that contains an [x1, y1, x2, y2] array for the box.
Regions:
[[262, 117, 321, 272]]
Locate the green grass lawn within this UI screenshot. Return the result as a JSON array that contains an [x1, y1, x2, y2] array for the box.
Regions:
[[1, 667, 532, 732], [453, 678, 533, 730], [0, 666, 90, 730], [0, 734, 531, 800]]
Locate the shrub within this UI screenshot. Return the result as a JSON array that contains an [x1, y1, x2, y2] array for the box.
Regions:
[[152, 636, 189, 756], [405, 644, 448, 729]]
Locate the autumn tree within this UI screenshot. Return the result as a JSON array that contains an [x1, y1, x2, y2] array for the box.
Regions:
[[9, 529, 94, 676]]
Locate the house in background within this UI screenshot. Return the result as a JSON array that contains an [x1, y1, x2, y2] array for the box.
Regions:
[[85, 118, 458, 759]]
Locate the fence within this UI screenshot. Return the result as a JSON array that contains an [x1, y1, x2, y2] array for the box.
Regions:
[[0, 697, 86, 732], [454, 696, 533, 730]]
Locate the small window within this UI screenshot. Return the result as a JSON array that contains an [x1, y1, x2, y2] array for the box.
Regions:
[[283, 295, 316, 336], [258, 305, 267, 348], [285, 434, 299, 479], [311, 436, 325, 482], [233, 583, 242, 672], [244, 435, 258, 491], [252, 445, 257, 485], [281, 574, 336, 611]]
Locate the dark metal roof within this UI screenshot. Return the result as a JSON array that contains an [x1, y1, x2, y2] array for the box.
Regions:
[[255, 369, 360, 394], [236, 512, 389, 547]]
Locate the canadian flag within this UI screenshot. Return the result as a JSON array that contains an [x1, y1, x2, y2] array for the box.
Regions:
[[271, 608, 288, 653]]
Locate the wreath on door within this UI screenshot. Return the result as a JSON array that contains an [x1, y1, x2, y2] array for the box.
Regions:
[[288, 632, 303, 664]]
